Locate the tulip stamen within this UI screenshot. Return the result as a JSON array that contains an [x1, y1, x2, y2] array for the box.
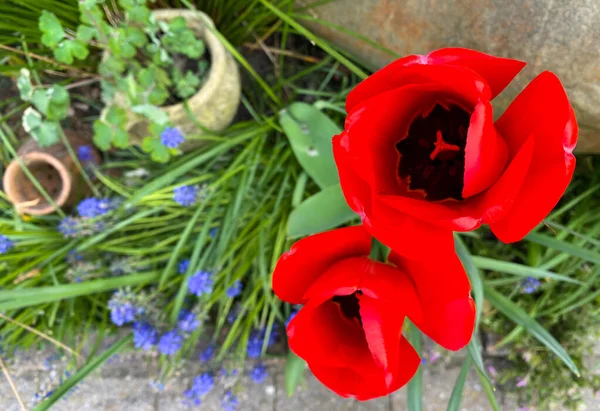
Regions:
[[430, 130, 460, 160], [396, 103, 470, 201]]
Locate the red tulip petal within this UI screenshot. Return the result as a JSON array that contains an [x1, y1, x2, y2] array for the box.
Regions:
[[389, 251, 475, 351], [427, 48, 526, 99], [347, 57, 492, 113], [287, 299, 372, 371], [363, 202, 456, 261], [358, 295, 405, 378], [477, 133, 535, 224], [333, 132, 372, 215], [301, 257, 367, 303], [490, 71, 577, 242], [462, 101, 508, 198], [309, 336, 420, 401], [376, 193, 482, 232], [272, 226, 371, 304], [302, 257, 424, 323]]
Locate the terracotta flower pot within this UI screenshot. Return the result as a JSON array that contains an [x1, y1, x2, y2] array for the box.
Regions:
[[2, 131, 101, 215], [103, 9, 242, 152]]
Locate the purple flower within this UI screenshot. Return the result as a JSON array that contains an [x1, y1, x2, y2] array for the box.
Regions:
[[249, 362, 268, 384], [226, 280, 242, 298], [516, 376, 529, 388], [0, 235, 14, 254], [188, 271, 213, 296], [178, 258, 190, 274], [160, 127, 185, 149], [77, 145, 94, 162], [192, 373, 214, 396], [184, 373, 214, 404], [246, 327, 278, 358], [133, 322, 157, 350], [108, 300, 136, 326], [178, 310, 200, 333], [209, 227, 218, 238], [221, 391, 239, 411], [58, 217, 79, 237], [199, 345, 214, 363], [173, 185, 198, 206], [158, 330, 183, 356], [66, 250, 83, 264], [77, 197, 117, 218], [521, 277, 541, 294], [108, 291, 137, 326]]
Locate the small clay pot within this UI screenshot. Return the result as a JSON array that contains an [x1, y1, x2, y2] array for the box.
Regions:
[[2, 131, 101, 215], [102, 9, 242, 152]]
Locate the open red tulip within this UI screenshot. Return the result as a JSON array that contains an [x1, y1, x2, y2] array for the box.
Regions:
[[272, 225, 475, 400], [334, 48, 577, 259]]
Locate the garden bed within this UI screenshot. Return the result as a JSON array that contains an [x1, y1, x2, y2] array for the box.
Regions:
[[0, 1, 599, 410]]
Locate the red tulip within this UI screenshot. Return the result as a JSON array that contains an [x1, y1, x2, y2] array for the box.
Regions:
[[334, 48, 577, 259], [272, 225, 475, 400]]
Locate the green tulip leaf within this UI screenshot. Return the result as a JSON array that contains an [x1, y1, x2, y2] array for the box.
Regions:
[[287, 184, 356, 238], [279, 102, 340, 189], [284, 350, 306, 397]]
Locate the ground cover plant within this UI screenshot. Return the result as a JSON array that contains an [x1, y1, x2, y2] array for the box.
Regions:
[[0, 0, 598, 410]]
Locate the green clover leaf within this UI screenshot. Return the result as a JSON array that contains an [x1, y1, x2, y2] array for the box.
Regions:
[[31, 89, 49, 115], [46, 85, 70, 121], [132, 104, 169, 126], [93, 106, 130, 151], [54, 39, 89, 64], [142, 136, 170, 163], [22, 108, 60, 147], [76, 25, 97, 42], [39, 11, 65, 48], [174, 70, 201, 99], [16, 69, 33, 102]]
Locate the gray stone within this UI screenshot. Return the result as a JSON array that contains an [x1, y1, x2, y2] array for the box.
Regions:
[[297, 0, 600, 153]]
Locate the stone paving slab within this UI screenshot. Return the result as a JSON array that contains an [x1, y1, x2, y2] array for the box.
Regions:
[[3, 348, 599, 411]]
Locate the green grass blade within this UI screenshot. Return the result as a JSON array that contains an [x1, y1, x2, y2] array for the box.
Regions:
[[33, 335, 132, 411], [407, 322, 422, 411], [526, 232, 600, 264], [285, 350, 306, 396], [257, 0, 369, 79], [446, 357, 471, 411], [484, 286, 579, 375], [455, 235, 484, 326], [472, 256, 582, 284], [0, 273, 159, 310], [474, 366, 500, 411]]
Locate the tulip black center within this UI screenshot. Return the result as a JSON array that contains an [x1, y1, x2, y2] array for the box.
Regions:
[[396, 103, 470, 201], [332, 291, 362, 325]]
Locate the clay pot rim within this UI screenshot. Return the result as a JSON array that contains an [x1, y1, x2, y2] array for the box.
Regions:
[[2, 152, 73, 216]]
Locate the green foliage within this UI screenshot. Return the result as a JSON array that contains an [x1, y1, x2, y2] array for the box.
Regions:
[[17, 69, 70, 147], [161, 16, 206, 59], [39, 9, 89, 64], [173, 68, 201, 99], [36, 0, 210, 159], [287, 184, 356, 238], [39, 10, 65, 48], [285, 351, 306, 396], [93, 106, 129, 150], [279, 102, 341, 189]]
